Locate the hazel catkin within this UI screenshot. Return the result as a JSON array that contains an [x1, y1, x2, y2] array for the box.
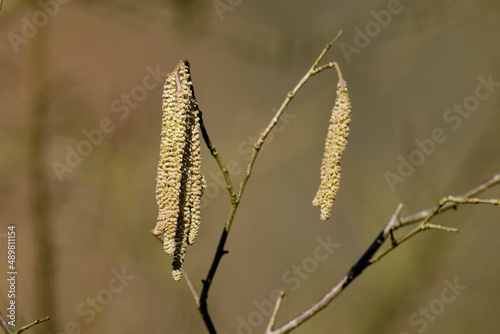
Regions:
[[154, 60, 206, 281], [313, 79, 351, 221]]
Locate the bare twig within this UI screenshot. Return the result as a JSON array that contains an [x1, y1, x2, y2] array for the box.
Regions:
[[0, 312, 49, 334], [15, 316, 50, 334], [183, 272, 200, 308], [199, 111, 236, 201], [196, 31, 344, 333], [0, 312, 14, 334], [196, 109, 235, 332], [266, 290, 286, 333], [396, 173, 500, 229], [265, 204, 403, 334], [371, 195, 500, 263], [267, 175, 500, 333], [253, 30, 343, 153]]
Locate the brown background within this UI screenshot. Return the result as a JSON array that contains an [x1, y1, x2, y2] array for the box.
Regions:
[[1, 0, 500, 333]]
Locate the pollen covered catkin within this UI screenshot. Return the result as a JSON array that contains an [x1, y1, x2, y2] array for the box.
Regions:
[[313, 78, 351, 221], [154, 60, 206, 281]]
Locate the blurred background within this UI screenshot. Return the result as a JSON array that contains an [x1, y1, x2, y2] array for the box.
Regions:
[[1, 0, 500, 333]]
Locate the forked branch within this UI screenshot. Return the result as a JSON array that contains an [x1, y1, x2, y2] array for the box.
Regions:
[[266, 173, 500, 334], [194, 31, 345, 333]]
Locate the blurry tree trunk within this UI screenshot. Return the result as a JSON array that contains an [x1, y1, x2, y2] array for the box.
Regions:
[[28, 10, 55, 334]]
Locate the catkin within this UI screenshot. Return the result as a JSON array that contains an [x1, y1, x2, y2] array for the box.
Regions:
[[313, 78, 351, 221], [154, 60, 206, 281]]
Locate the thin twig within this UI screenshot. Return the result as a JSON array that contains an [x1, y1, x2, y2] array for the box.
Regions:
[[265, 204, 404, 334], [0, 312, 49, 334], [254, 31, 343, 152], [197, 31, 345, 333], [268, 174, 500, 333], [153, 232, 209, 328], [183, 272, 200, 308], [15, 316, 50, 334], [266, 290, 286, 333], [311, 31, 343, 69], [0, 312, 14, 334], [370, 195, 500, 264], [396, 173, 500, 229], [199, 111, 236, 201], [197, 110, 235, 333], [153, 233, 202, 309], [238, 34, 344, 207]]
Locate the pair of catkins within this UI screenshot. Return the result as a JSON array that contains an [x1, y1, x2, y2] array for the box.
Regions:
[[153, 60, 351, 281]]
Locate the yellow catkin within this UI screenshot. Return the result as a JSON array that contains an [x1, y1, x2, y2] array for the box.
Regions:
[[313, 79, 351, 221], [154, 60, 206, 281]]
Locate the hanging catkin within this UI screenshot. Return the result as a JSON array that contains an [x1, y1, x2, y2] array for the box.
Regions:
[[313, 78, 351, 221], [153, 60, 206, 281]]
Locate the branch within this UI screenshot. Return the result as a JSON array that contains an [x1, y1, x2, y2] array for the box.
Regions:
[[0, 312, 49, 334], [238, 30, 344, 214], [0, 312, 13, 334], [197, 31, 344, 333], [396, 172, 500, 229], [266, 290, 286, 333], [183, 271, 200, 308], [371, 195, 500, 264], [195, 110, 234, 333], [199, 111, 236, 201], [15, 317, 50, 334], [267, 173, 500, 333], [265, 204, 403, 334]]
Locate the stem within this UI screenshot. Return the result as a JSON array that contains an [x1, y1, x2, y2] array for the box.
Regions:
[[371, 195, 499, 264], [265, 204, 403, 334], [199, 111, 236, 201], [397, 173, 500, 228], [267, 174, 500, 333], [183, 272, 200, 308], [266, 290, 286, 333], [0, 312, 14, 334], [197, 31, 344, 333], [15, 317, 50, 334], [0, 312, 49, 334]]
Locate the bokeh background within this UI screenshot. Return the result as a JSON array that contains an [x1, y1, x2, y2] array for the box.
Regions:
[[1, 0, 500, 333]]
